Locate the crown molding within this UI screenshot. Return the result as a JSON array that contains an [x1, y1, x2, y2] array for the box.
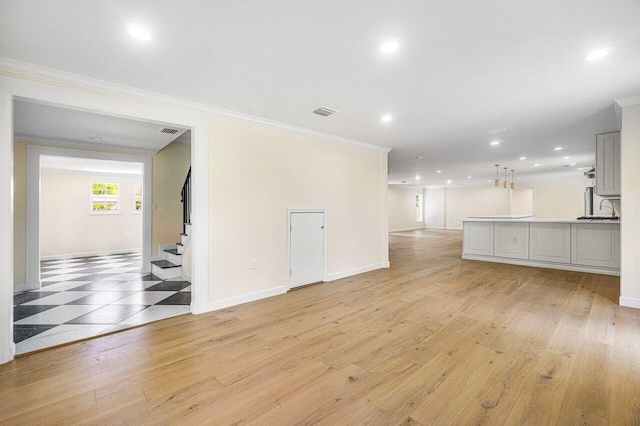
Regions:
[[615, 94, 640, 108], [0, 57, 392, 154], [14, 134, 157, 155]]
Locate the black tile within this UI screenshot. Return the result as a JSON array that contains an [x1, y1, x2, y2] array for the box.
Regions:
[[14, 292, 58, 305], [68, 281, 124, 291], [156, 292, 191, 305], [140, 274, 163, 281], [14, 305, 58, 321], [13, 325, 57, 343], [146, 281, 192, 292], [66, 305, 149, 325]]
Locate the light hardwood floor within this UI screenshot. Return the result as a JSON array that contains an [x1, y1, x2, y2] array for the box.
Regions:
[[1, 229, 638, 425]]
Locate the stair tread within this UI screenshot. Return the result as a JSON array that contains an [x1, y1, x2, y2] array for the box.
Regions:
[[164, 248, 180, 255], [151, 260, 180, 269], [180, 233, 187, 236], [176, 242, 183, 246]]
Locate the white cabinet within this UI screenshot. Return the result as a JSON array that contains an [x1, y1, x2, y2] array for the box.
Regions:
[[571, 223, 620, 269], [595, 131, 620, 197], [463, 222, 494, 256], [529, 223, 571, 264], [494, 222, 529, 259]]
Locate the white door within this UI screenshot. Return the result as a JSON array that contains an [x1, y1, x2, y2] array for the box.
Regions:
[[290, 212, 325, 289]]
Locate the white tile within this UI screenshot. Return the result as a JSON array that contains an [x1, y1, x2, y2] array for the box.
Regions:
[[39, 281, 92, 291], [69, 291, 134, 305], [16, 324, 111, 355], [107, 281, 161, 291], [118, 305, 190, 326], [23, 291, 96, 306], [180, 286, 191, 292], [15, 305, 101, 325], [113, 291, 177, 305], [96, 267, 140, 274], [41, 267, 87, 275], [41, 274, 90, 282], [93, 262, 131, 268]]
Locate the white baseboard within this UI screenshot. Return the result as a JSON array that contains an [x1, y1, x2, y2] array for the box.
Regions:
[[325, 262, 390, 282], [462, 254, 620, 276], [13, 283, 28, 294], [181, 271, 192, 281], [389, 227, 424, 233], [425, 226, 446, 230], [447, 227, 463, 231], [41, 248, 141, 261], [620, 297, 640, 309], [196, 286, 288, 314]]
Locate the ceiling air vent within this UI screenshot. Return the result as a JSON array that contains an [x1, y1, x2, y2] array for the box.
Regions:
[[488, 127, 512, 134], [313, 107, 338, 117], [158, 127, 180, 135]]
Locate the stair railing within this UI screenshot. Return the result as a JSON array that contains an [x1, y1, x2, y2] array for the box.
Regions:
[[181, 167, 191, 234]]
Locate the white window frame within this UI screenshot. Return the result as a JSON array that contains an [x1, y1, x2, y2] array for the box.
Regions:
[[90, 181, 121, 215], [133, 183, 143, 214]]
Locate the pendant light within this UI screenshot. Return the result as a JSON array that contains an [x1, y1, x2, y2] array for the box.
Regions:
[[503, 167, 508, 189], [494, 164, 500, 187], [510, 170, 516, 189]]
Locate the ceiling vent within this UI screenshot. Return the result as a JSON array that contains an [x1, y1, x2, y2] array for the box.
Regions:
[[313, 107, 338, 117], [158, 127, 180, 135]]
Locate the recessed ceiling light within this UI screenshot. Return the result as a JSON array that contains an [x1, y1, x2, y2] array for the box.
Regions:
[[446, 179, 452, 184], [553, 147, 563, 151], [467, 176, 472, 179], [436, 170, 442, 173], [578, 167, 585, 170], [519, 156, 526, 160], [490, 141, 500, 146], [127, 24, 152, 41], [563, 156, 571, 159], [381, 114, 393, 123], [582, 48, 611, 61], [570, 163, 576, 166], [88, 136, 102, 140], [534, 163, 540, 167], [415, 175, 420, 180], [380, 41, 399, 53]]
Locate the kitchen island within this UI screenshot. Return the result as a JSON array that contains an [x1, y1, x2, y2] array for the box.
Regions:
[[462, 218, 620, 276]]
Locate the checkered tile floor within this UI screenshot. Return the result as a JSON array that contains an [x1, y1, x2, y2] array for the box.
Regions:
[[14, 252, 191, 355]]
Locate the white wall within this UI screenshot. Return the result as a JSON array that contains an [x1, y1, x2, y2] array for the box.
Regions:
[[208, 116, 389, 303], [40, 171, 142, 258], [388, 186, 423, 232], [620, 102, 640, 308], [424, 175, 593, 230]]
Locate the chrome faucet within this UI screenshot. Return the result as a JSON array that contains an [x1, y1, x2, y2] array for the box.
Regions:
[[599, 198, 617, 217]]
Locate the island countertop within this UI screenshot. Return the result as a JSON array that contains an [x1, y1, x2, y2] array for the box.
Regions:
[[464, 217, 620, 224]]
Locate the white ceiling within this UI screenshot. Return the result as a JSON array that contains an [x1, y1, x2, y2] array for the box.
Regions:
[[13, 101, 188, 154], [40, 155, 143, 175], [2, 0, 639, 185]]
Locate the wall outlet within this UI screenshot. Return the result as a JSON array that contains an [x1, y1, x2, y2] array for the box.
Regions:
[[250, 259, 256, 269], [352, 243, 357, 250]]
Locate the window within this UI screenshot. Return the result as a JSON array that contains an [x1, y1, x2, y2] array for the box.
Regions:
[[416, 193, 423, 222], [91, 182, 120, 214], [133, 184, 143, 214]]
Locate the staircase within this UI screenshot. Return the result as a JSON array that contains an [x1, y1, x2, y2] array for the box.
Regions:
[[151, 167, 192, 280]]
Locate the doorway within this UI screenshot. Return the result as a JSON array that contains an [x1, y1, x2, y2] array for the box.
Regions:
[[287, 209, 327, 290]]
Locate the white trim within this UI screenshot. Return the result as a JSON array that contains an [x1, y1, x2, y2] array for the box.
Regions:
[[26, 145, 153, 291], [0, 57, 391, 154], [40, 248, 141, 261], [425, 226, 446, 230], [14, 135, 158, 155], [325, 262, 390, 282], [620, 297, 640, 310], [389, 226, 425, 233], [615, 94, 640, 108], [447, 226, 464, 231], [461, 254, 620, 276], [0, 87, 13, 364], [286, 209, 328, 291], [205, 286, 288, 312]]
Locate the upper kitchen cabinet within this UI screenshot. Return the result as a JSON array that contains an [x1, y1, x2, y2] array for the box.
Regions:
[[595, 131, 620, 197]]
